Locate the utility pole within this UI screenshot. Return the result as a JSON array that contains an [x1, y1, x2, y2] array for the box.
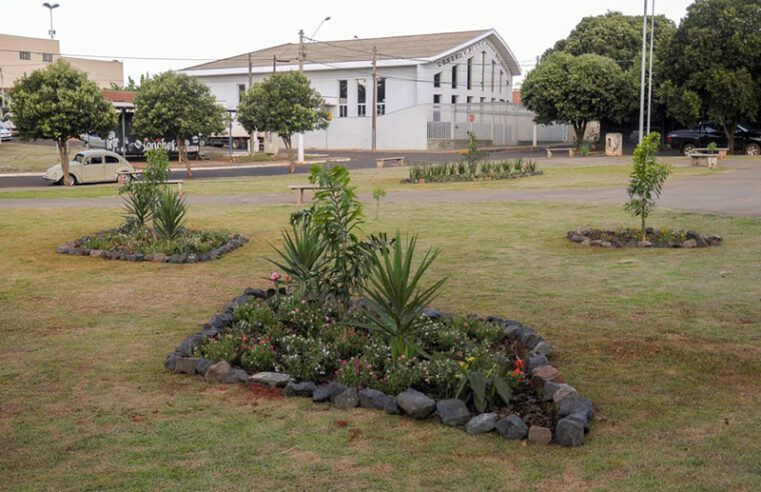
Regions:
[[272, 54, 277, 73], [297, 29, 305, 163], [371, 46, 377, 152], [248, 53, 256, 156], [646, 0, 655, 135], [638, 0, 648, 144]]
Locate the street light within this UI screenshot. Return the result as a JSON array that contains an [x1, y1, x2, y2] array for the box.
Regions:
[[310, 16, 331, 39], [42, 3, 60, 40]]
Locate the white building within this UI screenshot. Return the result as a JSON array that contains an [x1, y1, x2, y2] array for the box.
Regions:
[[181, 29, 567, 151]]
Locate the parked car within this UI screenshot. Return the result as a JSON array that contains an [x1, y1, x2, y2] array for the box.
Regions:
[[0, 123, 11, 142], [43, 149, 136, 185], [667, 121, 761, 155], [1, 113, 15, 135]]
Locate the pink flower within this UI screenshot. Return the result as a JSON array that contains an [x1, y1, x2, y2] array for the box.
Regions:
[[270, 272, 281, 281]]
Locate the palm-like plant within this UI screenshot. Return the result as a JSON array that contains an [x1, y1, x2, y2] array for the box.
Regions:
[[359, 232, 447, 361], [121, 186, 154, 228], [268, 223, 330, 300], [153, 188, 187, 240]]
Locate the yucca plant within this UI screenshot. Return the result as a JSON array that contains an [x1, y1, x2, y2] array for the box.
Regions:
[[121, 186, 154, 228], [268, 223, 330, 300], [153, 188, 187, 239], [359, 232, 447, 361]]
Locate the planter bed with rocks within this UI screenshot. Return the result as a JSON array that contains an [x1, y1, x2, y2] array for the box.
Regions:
[[401, 171, 543, 184], [56, 228, 248, 263], [567, 227, 722, 249], [165, 287, 594, 447]]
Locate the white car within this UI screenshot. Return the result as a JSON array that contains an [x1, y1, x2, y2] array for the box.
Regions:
[[0, 124, 11, 142], [1, 114, 15, 134], [43, 149, 136, 185]]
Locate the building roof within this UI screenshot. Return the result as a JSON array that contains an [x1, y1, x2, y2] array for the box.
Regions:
[[102, 90, 136, 103], [183, 29, 520, 75]]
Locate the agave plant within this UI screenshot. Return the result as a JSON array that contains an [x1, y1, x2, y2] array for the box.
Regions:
[[153, 188, 187, 240], [121, 186, 154, 228], [268, 223, 330, 300], [359, 232, 447, 361]]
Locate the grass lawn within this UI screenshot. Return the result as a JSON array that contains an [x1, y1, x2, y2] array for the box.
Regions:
[[0, 141, 61, 172], [0, 156, 728, 200], [1, 195, 760, 490]]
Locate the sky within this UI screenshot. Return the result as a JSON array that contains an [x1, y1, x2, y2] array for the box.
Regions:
[[1, 0, 695, 85]]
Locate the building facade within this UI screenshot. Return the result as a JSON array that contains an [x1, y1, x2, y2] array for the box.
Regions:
[[182, 29, 567, 150]]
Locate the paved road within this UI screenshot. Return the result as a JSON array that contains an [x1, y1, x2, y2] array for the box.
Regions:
[[0, 148, 546, 188], [1, 159, 758, 217]]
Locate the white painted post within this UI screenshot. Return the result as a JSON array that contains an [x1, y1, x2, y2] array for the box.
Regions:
[[297, 133, 304, 163], [533, 124, 537, 147]]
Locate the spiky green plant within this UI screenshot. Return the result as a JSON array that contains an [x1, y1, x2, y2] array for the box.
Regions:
[[153, 188, 187, 239], [268, 223, 330, 300]]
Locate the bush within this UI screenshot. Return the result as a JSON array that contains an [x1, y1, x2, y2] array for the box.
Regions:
[[154, 188, 187, 240], [408, 158, 538, 182], [624, 132, 671, 240]]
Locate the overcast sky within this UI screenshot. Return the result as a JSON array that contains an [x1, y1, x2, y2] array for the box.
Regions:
[[1, 0, 694, 85]]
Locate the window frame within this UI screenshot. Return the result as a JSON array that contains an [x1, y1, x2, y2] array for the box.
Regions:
[[19, 51, 31, 60]]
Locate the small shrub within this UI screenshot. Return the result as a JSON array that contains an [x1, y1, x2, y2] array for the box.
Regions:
[[624, 132, 671, 240], [154, 188, 187, 240], [240, 339, 277, 373]]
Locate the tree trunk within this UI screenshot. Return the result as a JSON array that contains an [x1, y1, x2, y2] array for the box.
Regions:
[[573, 121, 587, 149], [177, 138, 191, 179], [723, 122, 736, 155], [283, 137, 295, 173], [641, 215, 647, 242], [57, 138, 71, 186]]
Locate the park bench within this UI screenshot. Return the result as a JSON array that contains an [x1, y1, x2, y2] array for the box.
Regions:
[[376, 156, 405, 168], [289, 184, 326, 205], [692, 147, 728, 159], [689, 152, 719, 168], [545, 147, 575, 158], [117, 171, 185, 195]]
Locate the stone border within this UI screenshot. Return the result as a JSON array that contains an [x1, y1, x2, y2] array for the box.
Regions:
[[164, 288, 594, 447], [567, 228, 722, 249], [401, 170, 543, 184], [56, 230, 249, 263]]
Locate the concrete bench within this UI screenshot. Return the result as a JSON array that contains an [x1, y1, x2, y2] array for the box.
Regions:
[[376, 156, 405, 168], [693, 147, 728, 159], [117, 172, 184, 195], [289, 184, 326, 205], [546, 147, 575, 158], [690, 152, 719, 168]]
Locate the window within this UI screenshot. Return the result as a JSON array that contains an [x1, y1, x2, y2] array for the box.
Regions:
[[105, 155, 120, 164], [238, 84, 246, 103], [466, 58, 472, 90], [451, 65, 457, 89], [491, 61, 496, 92], [433, 72, 441, 88], [481, 51, 486, 90], [499, 70, 503, 93], [87, 156, 103, 165], [43, 53, 53, 62], [19, 51, 31, 60], [451, 95, 458, 104], [480, 97, 485, 103], [376, 77, 386, 115], [338, 80, 348, 117], [357, 79, 366, 117], [433, 94, 441, 104], [466, 96, 472, 103]]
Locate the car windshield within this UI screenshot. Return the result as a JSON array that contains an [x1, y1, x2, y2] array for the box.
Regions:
[[737, 124, 748, 132], [73, 153, 85, 163]]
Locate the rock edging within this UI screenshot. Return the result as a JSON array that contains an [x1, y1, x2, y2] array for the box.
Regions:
[[567, 228, 721, 249]]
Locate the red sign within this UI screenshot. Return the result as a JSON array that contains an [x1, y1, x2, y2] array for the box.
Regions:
[[469, 114, 475, 123]]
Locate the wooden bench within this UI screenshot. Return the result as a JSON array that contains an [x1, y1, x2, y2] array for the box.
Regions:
[[376, 156, 405, 168], [117, 171, 184, 195], [289, 184, 326, 205], [546, 147, 575, 158], [689, 152, 719, 168], [693, 147, 728, 159]]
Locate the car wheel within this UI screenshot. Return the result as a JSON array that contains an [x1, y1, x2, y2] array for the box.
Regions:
[[121, 173, 132, 184], [745, 143, 760, 156], [63, 174, 77, 186], [681, 143, 696, 156]]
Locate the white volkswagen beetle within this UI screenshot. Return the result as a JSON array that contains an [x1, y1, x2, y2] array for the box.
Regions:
[[43, 149, 136, 185]]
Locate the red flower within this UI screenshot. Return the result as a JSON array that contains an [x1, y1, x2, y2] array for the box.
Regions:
[[515, 358, 524, 369], [512, 368, 522, 376]]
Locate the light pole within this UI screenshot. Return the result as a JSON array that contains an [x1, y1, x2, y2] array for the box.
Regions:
[[311, 16, 331, 40], [42, 3, 60, 40], [646, 0, 656, 135], [638, 0, 648, 144], [297, 16, 330, 163]]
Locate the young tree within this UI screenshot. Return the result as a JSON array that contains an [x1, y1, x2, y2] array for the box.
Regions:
[[132, 71, 225, 178], [237, 72, 330, 173], [521, 52, 631, 145], [624, 132, 671, 241], [659, 0, 761, 154], [9, 60, 116, 185]]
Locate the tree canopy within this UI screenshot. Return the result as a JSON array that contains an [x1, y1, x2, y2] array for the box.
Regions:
[[521, 52, 631, 144], [9, 60, 116, 185], [659, 0, 761, 152], [237, 71, 329, 173], [132, 71, 225, 177]]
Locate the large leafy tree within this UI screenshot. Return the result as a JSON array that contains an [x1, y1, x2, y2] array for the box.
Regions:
[[660, 0, 761, 153], [521, 52, 631, 144], [132, 71, 225, 178], [237, 71, 329, 173], [9, 60, 116, 185]]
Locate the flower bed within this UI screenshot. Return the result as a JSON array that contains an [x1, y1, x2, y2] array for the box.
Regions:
[[403, 159, 542, 184], [165, 287, 594, 447], [56, 228, 248, 262], [567, 228, 722, 248]]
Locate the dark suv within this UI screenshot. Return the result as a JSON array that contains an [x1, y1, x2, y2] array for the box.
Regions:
[[667, 121, 761, 155]]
